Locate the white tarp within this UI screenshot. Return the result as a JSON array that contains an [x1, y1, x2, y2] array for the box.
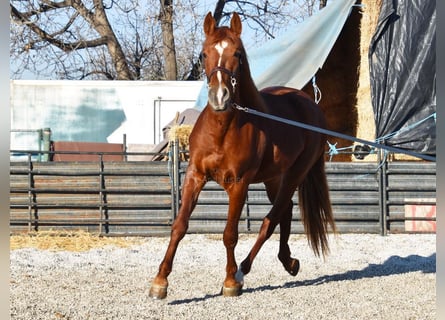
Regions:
[[195, 0, 357, 108]]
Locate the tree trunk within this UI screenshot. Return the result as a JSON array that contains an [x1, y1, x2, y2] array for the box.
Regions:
[[212, 0, 226, 25], [160, 0, 177, 80], [90, 0, 133, 80], [187, 0, 226, 80]]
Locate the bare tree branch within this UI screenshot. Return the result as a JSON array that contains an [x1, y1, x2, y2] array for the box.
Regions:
[[10, 0, 320, 80], [11, 4, 108, 52]]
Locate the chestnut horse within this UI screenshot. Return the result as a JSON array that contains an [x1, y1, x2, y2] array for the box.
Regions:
[[149, 12, 336, 299]]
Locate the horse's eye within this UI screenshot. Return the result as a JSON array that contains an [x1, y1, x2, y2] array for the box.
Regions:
[[234, 52, 243, 64], [200, 52, 207, 61]]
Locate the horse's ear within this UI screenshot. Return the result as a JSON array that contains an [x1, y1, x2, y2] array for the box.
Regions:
[[204, 12, 216, 36], [230, 12, 242, 36]]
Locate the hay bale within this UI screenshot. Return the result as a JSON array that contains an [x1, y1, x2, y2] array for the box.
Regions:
[[167, 124, 194, 161], [355, 0, 382, 161], [168, 124, 193, 147], [356, 1, 418, 161]]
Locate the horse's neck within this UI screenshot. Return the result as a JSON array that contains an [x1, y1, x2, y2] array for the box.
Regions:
[[207, 106, 236, 130], [237, 73, 269, 113], [198, 65, 267, 145], [201, 75, 267, 144]]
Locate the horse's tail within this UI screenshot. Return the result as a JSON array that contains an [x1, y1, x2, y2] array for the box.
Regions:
[[298, 154, 336, 257]]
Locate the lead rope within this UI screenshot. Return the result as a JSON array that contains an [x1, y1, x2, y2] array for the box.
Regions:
[[232, 103, 436, 162]]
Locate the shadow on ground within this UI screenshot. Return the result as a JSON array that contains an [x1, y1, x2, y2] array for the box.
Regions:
[[168, 253, 436, 305]]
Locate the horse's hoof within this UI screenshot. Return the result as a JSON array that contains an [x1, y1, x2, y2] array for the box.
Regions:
[[149, 284, 168, 300], [221, 284, 243, 297], [287, 258, 300, 277]]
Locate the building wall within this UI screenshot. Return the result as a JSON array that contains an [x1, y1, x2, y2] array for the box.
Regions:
[[10, 80, 203, 151]]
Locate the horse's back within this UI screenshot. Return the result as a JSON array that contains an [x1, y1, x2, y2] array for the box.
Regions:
[[260, 86, 312, 100], [259, 86, 327, 133]]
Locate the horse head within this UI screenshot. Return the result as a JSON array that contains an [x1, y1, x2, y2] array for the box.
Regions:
[[202, 12, 245, 111]]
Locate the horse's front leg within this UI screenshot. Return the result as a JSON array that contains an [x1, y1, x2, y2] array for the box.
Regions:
[[149, 168, 206, 299], [222, 183, 249, 297]]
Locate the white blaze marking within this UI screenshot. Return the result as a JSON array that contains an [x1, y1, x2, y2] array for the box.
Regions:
[[235, 268, 244, 286], [214, 41, 228, 105], [215, 40, 228, 66]]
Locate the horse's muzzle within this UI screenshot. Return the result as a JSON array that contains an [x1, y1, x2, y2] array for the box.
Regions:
[[208, 85, 231, 111]]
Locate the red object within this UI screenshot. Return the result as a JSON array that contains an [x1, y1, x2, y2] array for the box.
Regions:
[[52, 141, 124, 161]]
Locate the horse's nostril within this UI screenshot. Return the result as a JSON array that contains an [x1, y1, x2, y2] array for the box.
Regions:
[[215, 86, 230, 105], [223, 87, 230, 99]]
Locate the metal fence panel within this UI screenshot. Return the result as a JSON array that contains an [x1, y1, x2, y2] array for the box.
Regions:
[[9, 150, 436, 236], [10, 161, 173, 235]]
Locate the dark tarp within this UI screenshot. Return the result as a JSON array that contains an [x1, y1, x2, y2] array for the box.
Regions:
[[369, 0, 436, 157]]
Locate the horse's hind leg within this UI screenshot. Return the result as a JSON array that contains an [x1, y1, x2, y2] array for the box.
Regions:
[[278, 201, 300, 276], [240, 179, 297, 276]]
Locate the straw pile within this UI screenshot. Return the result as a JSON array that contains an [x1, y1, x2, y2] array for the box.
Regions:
[[10, 230, 143, 252]]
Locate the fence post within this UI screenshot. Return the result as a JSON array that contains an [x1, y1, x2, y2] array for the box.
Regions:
[[42, 128, 51, 162], [99, 155, 106, 234], [378, 151, 388, 236], [123, 133, 127, 162], [27, 153, 34, 232], [170, 140, 180, 222]]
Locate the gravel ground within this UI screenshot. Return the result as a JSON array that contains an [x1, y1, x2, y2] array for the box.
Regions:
[[10, 233, 436, 320]]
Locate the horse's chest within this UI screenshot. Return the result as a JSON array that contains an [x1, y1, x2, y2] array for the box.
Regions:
[[198, 147, 246, 187]]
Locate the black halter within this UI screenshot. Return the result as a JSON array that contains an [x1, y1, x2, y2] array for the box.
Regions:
[[206, 60, 242, 93], [208, 67, 238, 93], [204, 50, 242, 82], [207, 66, 237, 82]]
